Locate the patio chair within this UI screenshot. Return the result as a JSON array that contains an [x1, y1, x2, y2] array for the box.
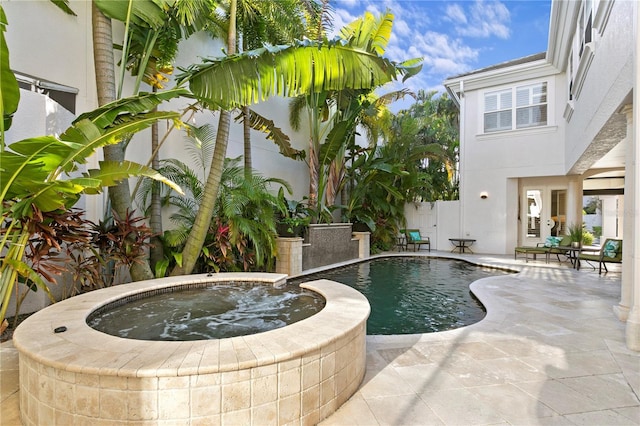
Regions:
[[514, 245, 549, 263], [404, 229, 430, 252], [548, 235, 573, 263], [514, 235, 563, 263], [577, 238, 622, 274]]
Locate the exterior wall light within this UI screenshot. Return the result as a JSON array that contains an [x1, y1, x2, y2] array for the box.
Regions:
[[480, 191, 489, 199]]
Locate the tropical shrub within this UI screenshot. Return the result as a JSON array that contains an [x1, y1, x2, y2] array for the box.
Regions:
[[0, 29, 183, 327], [137, 125, 290, 275], [155, 157, 289, 274], [275, 189, 310, 237]]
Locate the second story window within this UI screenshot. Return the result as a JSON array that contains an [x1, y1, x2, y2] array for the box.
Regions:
[[516, 83, 547, 128], [483, 82, 548, 133], [484, 89, 512, 132]]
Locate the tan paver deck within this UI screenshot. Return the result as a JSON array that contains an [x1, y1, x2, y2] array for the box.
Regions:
[[2, 252, 638, 425]]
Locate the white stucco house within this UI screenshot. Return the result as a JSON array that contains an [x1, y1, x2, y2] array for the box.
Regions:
[[443, 0, 639, 349]]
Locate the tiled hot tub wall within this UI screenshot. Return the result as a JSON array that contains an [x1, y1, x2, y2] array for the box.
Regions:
[[13, 274, 370, 425]]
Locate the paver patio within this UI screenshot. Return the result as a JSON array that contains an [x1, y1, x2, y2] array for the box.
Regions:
[[1, 252, 638, 425]]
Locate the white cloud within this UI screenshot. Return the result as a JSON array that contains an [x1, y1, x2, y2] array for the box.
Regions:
[[331, 1, 489, 94], [455, 0, 511, 39], [334, 0, 359, 8], [329, 8, 359, 37], [445, 4, 467, 24], [393, 19, 411, 37]]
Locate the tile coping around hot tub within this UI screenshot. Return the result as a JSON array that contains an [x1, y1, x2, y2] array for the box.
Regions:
[[12, 273, 371, 379]]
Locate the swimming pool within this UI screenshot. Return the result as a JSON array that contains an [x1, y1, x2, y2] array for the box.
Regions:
[[291, 257, 512, 335]]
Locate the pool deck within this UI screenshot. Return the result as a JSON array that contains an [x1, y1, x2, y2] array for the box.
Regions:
[[2, 252, 639, 425]]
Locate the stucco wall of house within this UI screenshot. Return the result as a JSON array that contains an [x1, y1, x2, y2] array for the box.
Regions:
[[456, 70, 568, 254], [564, 0, 634, 171]]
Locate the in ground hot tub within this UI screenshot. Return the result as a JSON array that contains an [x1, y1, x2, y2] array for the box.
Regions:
[[13, 273, 370, 425]]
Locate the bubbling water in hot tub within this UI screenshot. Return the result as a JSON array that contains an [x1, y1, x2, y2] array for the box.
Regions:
[[87, 282, 325, 341]]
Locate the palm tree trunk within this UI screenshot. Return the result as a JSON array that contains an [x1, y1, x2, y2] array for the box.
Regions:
[[243, 105, 252, 178], [92, 2, 154, 281], [170, 0, 237, 276], [308, 138, 319, 220], [170, 110, 231, 276], [149, 91, 164, 270]]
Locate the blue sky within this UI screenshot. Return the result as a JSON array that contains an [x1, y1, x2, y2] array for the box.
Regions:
[[330, 0, 551, 99]]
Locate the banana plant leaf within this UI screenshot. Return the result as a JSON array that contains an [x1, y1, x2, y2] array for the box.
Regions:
[[340, 11, 394, 55], [85, 160, 183, 194], [2, 111, 183, 219], [94, 0, 174, 29], [176, 40, 423, 110], [0, 6, 19, 133], [234, 109, 305, 160], [74, 88, 189, 129]]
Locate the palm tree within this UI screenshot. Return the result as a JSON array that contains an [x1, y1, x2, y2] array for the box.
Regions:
[[389, 91, 459, 201], [171, 10, 421, 274], [288, 10, 422, 221], [92, 0, 216, 278], [168, 0, 237, 276], [208, 0, 319, 177], [138, 124, 289, 275], [55, 2, 422, 278]]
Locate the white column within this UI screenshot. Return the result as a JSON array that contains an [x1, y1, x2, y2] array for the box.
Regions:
[[624, 2, 640, 351], [617, 106, 634, 322], [566, 176, 584, 232]]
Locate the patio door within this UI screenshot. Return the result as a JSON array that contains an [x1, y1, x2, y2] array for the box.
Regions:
[[521, 187, 567, 245]]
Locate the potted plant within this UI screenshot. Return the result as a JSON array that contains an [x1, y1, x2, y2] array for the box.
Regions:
[[275, 189, 309, 237], [568, 222, 584, 248], [276, 216, 310, 237]]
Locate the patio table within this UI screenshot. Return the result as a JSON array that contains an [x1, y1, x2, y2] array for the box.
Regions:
[[449, 238, 476, 254], [556, 245, 600, 269]]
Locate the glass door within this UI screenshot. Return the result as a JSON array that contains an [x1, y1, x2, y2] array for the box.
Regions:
[[550, 189, 567, 237], [522, 187, 566, 245]]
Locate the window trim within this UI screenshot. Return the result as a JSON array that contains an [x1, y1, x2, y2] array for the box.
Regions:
[[482, 81, 550, 134]]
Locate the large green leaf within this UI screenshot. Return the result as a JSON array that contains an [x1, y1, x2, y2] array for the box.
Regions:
[[95, 0, 175, 29], [234, 109, 304, 160], [10, 181, 83, 216], [0, 137, 69, 202], [318, 120, 351, 167], [176, 40, 422, 109], [74, 88, 189, 129], [60, 111, 180, 171], [0, 150, 55, 196], [7, 136, 77, 161], [3, 110, 181, 219], [340, 10, 394, 55], [1, 6, 20, 133], [87, 160, 184, 195]]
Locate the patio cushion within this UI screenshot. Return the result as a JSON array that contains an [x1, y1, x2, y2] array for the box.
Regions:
[[603, 240, 619, 258], [408, 231, 421, 242], [543, 236, 562, 247]]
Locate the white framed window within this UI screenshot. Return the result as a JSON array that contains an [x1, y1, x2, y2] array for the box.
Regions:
[[484, 89, 512, 132], [483, 82, 548, 133], [516, 83, 547, 129], [579, 0, 593, 58]]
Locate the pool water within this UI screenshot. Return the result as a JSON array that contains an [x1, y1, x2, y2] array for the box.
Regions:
[[87, 283, 325, 341], [292, 257, 511, 335]]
